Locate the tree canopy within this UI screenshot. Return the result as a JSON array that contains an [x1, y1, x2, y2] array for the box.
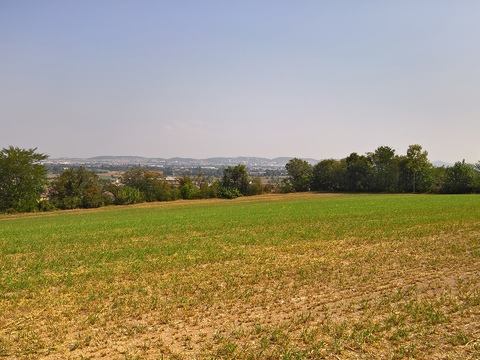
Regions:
[[0, 146, 48, 213], [284, 144, 480, 195], [50, 166, 109, 209], [441, 160, 477, 194], [222, 164, 250, 195], [121, 168, 171, 202], [3, 143, 479, 214], [285, 158, 313, 192]]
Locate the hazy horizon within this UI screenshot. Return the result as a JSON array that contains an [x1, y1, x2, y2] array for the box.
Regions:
[[2, 2, 479, 163]]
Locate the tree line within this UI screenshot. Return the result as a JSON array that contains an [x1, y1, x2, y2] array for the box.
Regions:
[[1, 145, 479, 214], [282, 144, 480, 194], [0, 146, 266, 213]]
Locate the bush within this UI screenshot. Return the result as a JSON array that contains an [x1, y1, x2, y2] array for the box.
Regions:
[[54, 196, 82, 210], [169, 188, 181, 201], [219, 187, 241, 199], [38, 200, 56, 212], [180, 182, 198, 200], [82, 185, 105, 208], [114, 186, 144, 205], [441, 160, 476, 194], [276, 179, 293, 193], [247, 176, 264, 196]]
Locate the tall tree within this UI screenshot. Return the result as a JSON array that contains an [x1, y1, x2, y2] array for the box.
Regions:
[[0, 146, 48, 213], [345, 153, 372, 192], [285, 158, 313, 192], [122, 168, 167, 202], [441, 160, 476, 194], [50, 167, 105, 209], [178, 174, 197, 200], [367, 146, 399, 192], [311, 159, 346, 191], [401, 144, 432, 193], [222, 164, 250, 195], [247, 176, 264, 196]]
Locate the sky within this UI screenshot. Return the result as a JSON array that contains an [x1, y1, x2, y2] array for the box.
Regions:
[[1, 1, 479, 163]]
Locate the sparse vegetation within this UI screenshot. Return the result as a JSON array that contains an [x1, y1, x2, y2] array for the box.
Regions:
[[1, 193, 479, 359]]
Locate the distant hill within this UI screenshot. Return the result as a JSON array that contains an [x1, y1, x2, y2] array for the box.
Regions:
[[432, 161, 454, 167]]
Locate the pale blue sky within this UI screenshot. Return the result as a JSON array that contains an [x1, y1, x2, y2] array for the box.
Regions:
[[1, 1, 479, 163]]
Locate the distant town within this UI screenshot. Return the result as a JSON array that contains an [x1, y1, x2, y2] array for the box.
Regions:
[[41, 156, 315, 178], [42, 155, 452, 178]]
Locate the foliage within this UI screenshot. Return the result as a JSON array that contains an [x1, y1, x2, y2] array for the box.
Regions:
[[276, 178, 294, 193], [104, 183, 119, 197], [247, 176, 264, 196], [0, 146, 48, 213], [50, 167, 106, 209], [398, 157, 434, 194], [263, 183, 276, 193], [401, 144, 433, 193], [290, 144, 448, 194], [205, 179, 222, 198], [222, 164, 250, 195], [367, 146, 399, 192], [345, 152, 373, 192], [219, 187, 242, 199], [178, 174, 198, 200], [37, 199, 56, 212], [121, 168, 168, 202], [311, 159, 346, 191], [194, 172, 213, 199], [285, 158, 313, 192], [82, 185, 106, 208], [431, 166, 447, 193], [114, 186, 143, 205], [441, 160, 477, 194]]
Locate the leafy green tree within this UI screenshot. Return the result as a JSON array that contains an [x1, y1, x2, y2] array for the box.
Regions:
[[114, 186, 143, 205], [431, 166, 447, 193], [0, 146, 48, 213], [247, 176, 264, 196], [207, 179, 222, 198], [441, 160, 476, 193], [178, 174, 197, 200], [82, 185, 106, 208], [345, 153, 373, 192], [50, 167, 105, 209], [285, 158, 313, 192], [399, 145, 433, 193], [367, 146, 399, 192], [194, 172, 213, 199], [405, 144, 430, 193], [122, 168, 168, 202], [311, 159, 346, 192], [276, 178, 294, 193], [104, 183, 119, 197], [474, 162, 480, 191], [222, 164, 249, 195]]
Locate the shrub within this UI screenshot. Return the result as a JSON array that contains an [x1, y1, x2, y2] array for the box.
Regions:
[[38, 200, 56, 212], [114, 186, 144, 205], [219, 187, 241, 199]]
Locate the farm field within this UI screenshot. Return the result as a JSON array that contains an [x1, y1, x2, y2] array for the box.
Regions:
[[0, 193, 479, 359]]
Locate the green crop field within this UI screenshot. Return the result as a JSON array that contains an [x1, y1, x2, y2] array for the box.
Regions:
[[0, 193, 479, 359]]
